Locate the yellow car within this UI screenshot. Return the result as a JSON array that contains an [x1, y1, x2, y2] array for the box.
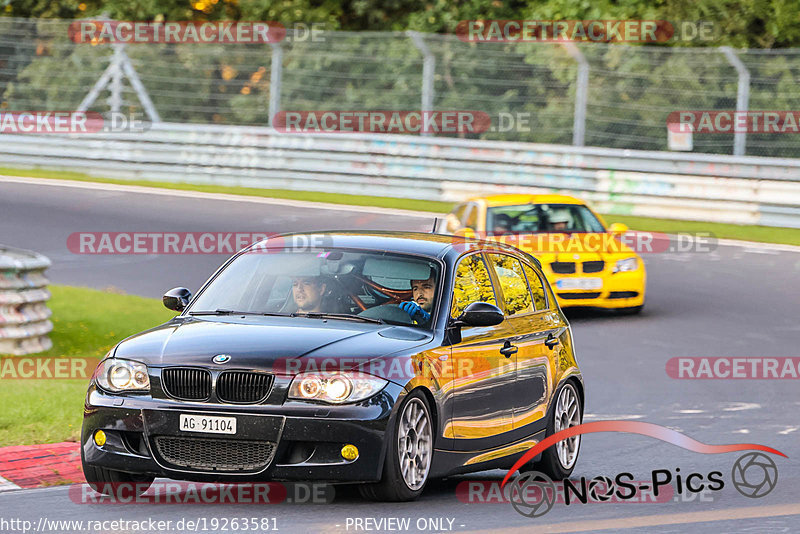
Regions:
[[444, 194, 646, 313]]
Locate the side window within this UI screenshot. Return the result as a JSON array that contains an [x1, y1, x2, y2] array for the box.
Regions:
[[523, 263, 548, 311], [487, 254, 533, 316], [450, 254, 496, 318]]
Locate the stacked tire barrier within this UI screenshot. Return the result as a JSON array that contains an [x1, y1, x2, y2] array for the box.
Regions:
[[0, 246, 53, 355]]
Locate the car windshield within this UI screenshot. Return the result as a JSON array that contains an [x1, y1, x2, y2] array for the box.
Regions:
[[188, 248, 441, 329], [487, 203, 606, 234]]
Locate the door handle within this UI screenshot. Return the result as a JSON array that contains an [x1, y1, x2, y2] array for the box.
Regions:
[[500, 341, 518, 358], [545, 333, 559, 349]]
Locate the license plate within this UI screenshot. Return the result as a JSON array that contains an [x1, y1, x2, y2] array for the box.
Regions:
[[556, 278, 603, 290], [179, 414, 236, 435]]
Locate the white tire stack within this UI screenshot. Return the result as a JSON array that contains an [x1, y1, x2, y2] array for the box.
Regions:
[[0, 246, 53, 355]]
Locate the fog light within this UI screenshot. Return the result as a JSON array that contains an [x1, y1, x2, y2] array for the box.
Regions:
[[341, 444, 359, 461], [93, 430, 106, 447]]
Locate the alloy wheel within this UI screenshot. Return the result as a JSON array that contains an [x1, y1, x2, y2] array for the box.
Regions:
[[397, 397, 432, 490], [553, 385, 581, 469]]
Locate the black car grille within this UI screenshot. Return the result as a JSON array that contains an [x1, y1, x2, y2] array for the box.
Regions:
[[582, 260, 605, 273], [551, 262, 576, 274], [154, 436, 276, 472], [217, 371, 272, 404], [162, 368, 212, 401], [558, 292, 601, 300]]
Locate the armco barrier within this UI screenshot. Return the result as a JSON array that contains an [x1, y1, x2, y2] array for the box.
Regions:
[[0, 246, 53, 355], [1, 122, 799, 227]]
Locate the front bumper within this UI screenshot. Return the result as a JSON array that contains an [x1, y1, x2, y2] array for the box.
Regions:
[[81, 382, 403, 483], [550, 269, 646, 309]]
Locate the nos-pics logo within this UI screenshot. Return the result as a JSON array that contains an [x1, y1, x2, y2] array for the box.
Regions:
[[499, 421, 783, 519]]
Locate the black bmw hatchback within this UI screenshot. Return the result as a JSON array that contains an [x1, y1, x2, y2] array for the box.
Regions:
[[82, 231, 584, 501]]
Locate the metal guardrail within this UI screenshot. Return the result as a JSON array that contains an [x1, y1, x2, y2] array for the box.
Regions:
[[1, 122, 799, 228], [0, 246, 53, 355]]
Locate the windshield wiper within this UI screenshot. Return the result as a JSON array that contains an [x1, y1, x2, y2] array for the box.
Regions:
[[291, 312, 385, 325], [189, 309, 279, 316]]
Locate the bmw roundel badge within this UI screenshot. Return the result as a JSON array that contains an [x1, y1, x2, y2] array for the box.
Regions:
[[212, 354, 231, 364]]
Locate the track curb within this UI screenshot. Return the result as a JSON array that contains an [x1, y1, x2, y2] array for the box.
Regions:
[[0, 441, 83, 491]]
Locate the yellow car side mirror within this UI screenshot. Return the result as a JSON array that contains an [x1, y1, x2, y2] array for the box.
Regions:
[[608, 222, 629, 235]]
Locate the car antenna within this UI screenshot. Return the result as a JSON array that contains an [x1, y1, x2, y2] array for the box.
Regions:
[[430, 217, 439, 233]]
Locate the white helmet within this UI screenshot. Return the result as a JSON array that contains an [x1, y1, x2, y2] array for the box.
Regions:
[[549, 210, 571, 225]]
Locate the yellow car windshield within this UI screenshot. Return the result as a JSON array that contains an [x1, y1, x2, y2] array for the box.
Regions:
[[487, 203, 605, 234]]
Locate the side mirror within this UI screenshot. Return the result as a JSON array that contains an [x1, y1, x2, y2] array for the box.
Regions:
[[456, 301, 505, 327], [608, 222, 629, 235], [163, 287, 192, 312]]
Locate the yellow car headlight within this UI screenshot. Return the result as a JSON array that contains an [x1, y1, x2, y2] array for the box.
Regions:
[[613, 257, 639, 273], [288, 372, 386, 404]]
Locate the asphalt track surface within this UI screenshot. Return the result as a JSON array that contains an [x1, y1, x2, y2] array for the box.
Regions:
[[1, 177, 799, 533]]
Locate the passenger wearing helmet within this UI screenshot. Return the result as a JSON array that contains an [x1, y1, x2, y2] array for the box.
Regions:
[[548, 210, 571, 232], [492, 213, 513, 235]]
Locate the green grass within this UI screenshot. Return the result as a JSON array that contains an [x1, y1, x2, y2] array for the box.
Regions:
[[3, 166, 800, 246], [604, 214, 800, 247], [0, 285, 175, 446]]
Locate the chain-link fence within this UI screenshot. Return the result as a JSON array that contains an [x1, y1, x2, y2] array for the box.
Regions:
[[3, 17, 800, 157]]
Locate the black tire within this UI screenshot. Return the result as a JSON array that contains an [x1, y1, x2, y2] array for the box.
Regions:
[[81, 447, 154, 497], [359, 390, 434, 501], [529, 382, 582, 480]]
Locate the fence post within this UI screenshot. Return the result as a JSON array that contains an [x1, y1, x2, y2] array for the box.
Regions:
[[407, 31, 435, 136], [269, 43, 283, 127], [78, 43, 161, 122], [561, 43, 588, 146], [721, 47, 750, 156], [109, 44, 124, 114]]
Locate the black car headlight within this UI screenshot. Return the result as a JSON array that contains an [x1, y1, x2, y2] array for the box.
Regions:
[[288, 372, 387, 404], [94, 358, 150, 393]]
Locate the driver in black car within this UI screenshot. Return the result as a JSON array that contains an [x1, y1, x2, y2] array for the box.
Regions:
[[399, 275, 435, 325], [292, 276, 327, 313]]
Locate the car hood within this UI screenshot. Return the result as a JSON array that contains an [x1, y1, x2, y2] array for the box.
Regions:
[[493, 232, 638, 262], [113, 316, 433, 372]]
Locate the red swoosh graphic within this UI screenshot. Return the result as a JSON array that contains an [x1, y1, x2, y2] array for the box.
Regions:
[[501, 420, 787, 488]]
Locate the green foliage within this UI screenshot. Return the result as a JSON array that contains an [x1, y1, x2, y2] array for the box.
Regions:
[[3, 0, 800, 48], [4, 3, 800, 156]]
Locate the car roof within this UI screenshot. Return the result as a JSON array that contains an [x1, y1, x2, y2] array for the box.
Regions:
[[468, 194, 587, 207], [246, 230, 529, 260]]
